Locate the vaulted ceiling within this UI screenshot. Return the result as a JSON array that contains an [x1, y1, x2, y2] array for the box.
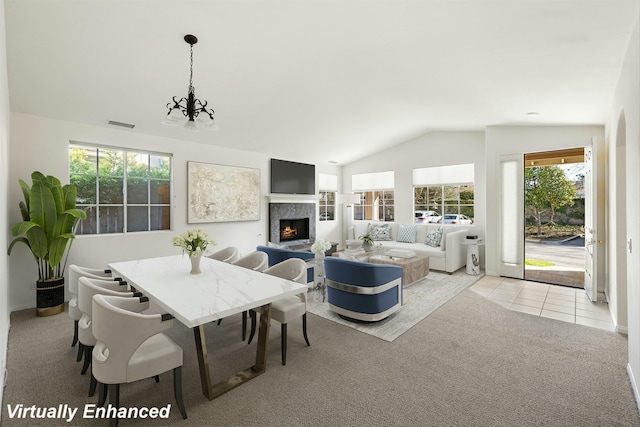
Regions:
[[5, 1, 639, 165]]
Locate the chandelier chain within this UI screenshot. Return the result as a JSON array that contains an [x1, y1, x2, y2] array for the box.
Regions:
[[189, 44, 194, 88]]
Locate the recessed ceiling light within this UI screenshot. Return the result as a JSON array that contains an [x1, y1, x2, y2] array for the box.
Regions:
[[526, 112, 540, 116], [328, 160, 338, 164]]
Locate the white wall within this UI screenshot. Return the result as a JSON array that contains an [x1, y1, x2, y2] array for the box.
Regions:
[[0, 0, 10, 410], [7, 113, 341, 311], [606, 9, 640, 408], [341, 131, 486, 259], [606, 107, 629, 334]]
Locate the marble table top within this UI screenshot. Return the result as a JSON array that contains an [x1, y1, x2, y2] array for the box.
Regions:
[[109, 255, 307, 328]]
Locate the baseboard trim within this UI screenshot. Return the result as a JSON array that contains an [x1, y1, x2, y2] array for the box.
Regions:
[[616, 324, 629, 334], [627, 364, 640, 413]]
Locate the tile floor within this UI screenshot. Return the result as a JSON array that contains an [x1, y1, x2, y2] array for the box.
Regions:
[[470, 275, 614, 332]]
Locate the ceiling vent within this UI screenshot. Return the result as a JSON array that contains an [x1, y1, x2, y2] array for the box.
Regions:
[[107, 120, 135, 129]]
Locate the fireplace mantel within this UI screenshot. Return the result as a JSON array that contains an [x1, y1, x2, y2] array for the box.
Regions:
[[266, 194, 319, 204]]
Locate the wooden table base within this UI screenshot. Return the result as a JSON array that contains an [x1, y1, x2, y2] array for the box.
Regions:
[[193, 303, 272, 400]]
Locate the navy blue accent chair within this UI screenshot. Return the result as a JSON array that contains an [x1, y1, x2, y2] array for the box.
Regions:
[[324, 257, 403, 322], [256, 245, 315, 284]]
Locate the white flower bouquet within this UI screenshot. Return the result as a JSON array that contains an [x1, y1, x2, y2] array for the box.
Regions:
[[310, 239, 331, 255], [172, 228, 216, 257]]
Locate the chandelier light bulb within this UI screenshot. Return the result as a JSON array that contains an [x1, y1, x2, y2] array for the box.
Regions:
[[183, 119, 198, 132]]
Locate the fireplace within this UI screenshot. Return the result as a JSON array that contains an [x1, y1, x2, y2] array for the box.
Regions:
[[279, 218, 310, 243], [269, 202, 316, 245]]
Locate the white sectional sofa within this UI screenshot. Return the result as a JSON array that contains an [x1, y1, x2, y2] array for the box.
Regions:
[[351, 221, 469, 273]]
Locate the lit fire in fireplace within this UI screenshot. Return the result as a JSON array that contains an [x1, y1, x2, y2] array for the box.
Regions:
[[281, 225, 298, 239]]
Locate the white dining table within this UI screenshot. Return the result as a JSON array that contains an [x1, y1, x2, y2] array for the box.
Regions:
[[108, 254, 307, 400]]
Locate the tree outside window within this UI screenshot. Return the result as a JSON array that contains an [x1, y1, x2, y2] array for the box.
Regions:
[[524, 166, 577, 236]]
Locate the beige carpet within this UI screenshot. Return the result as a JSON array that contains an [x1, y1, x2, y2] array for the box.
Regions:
[[2, 286, 639, 426], [307, 269, 482, 342]]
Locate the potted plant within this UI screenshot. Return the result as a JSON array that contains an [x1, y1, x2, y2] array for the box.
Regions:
[[359, 233, 374, 252], [7, 172, 87, 316], [172, 228, 216, 275]]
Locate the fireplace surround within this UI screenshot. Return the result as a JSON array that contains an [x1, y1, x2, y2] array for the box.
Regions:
[[269, 203, 316, 245]]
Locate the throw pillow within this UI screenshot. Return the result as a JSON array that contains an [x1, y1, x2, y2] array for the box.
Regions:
[[368, 223, 392, 241], [425, 226, 444, 248], [267, 241, 287, 249], [397, 224, 417, 243]]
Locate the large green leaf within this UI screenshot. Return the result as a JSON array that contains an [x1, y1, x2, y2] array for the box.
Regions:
[[62, 184, 77, 212], [48, 177, 64, 216], [7, 236, 30, 256], [25, 226, 48, 259], [11, 221, 39, 237], [31, 171, 46, 183], [29, 181, 57, 242], [54, 209, 86, 236], [48, 236, 70, 270], [18, 179, 30, 217], [18, 201, 29, 222]]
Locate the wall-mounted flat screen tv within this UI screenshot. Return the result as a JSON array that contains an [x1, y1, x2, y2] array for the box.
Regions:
[[270, 158, 316, 195]]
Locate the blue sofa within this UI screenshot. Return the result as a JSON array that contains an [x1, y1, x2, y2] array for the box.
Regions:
[[256, 245, 315, 284], [324, 257, 403, 322]]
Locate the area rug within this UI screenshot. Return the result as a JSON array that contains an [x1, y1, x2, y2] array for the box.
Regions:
[[307, 269, 483, 342]]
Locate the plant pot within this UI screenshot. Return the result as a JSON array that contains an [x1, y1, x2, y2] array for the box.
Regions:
[[36, 277, 65, 317]]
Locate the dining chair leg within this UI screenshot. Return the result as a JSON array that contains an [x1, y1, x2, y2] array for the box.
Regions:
[[108, 384, 120, 427], [242, 311, 247, 341], [98, 383, 108, 407], [247, 310, 257, 345], [281, 323, 287, 366], [81, 345, 93, 374], [72, 320, 79, 347], [302, 313, 311, 346], [173, 366, 188, 419], [88, 373, 97, 397], [76, 342, 84, 362]]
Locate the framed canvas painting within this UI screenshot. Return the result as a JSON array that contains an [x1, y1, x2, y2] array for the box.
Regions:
[[187, 161, 261, 223]]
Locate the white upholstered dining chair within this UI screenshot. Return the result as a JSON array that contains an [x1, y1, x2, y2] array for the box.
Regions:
[[77, 277, 134, 397], [248, 258, 310, 365], [231, 251, 268, 271], [208, 246, 240, 263], [69, 265, 115, 359], [92, 294, 187, 427], [230, 251, 269, 340]]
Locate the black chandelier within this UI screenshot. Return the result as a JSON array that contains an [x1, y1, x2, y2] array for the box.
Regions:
[[163, 34, 217, 131]]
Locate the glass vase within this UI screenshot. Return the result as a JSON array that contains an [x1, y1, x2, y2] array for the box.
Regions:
[[313, 252, 326, 302]]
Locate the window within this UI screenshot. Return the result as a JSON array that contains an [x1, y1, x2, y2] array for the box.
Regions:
[[69, 143, 172, 234], [413, 164, 474, 225], [351, 171, 395, 222], [318, 173, 337, 221], [353, 191, 395, 221], [414, 185, 474, 222], [319, 191, 336, 221]]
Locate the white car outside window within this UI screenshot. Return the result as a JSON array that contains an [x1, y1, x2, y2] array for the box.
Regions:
[[439, 214, 473, 225], [415, 211, 441, 223]]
